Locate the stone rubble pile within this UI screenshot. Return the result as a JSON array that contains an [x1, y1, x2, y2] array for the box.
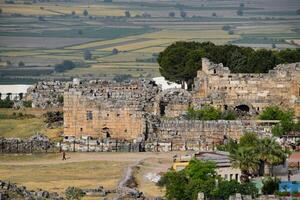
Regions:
[[0, 180, 63, 200]]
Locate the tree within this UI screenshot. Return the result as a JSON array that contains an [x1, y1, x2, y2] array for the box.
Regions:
[[237, 9, 243, 16], [257, 138, 286, 176], [180, 10, 186, 18], [65, 187, 84, 200], [71, 11, 76, 15], [125, 10, 131, 18], [297, 9, 300, 15], [54, 60, 75, 73], [104, 0, 112, 2], [18, 61, 25, 67], [84, 49, 92, 60], [212, 12, 217, 17], [169, 12, 175, 18], [158, 41, 300, 83], [112, 48, 119, 55], [240, 3, 245, 7], [38, 16, 45, 21], [230, 147, 260, 182], [83, 9, 88, 16], [211, 180, 258, 199], [222, 25, 231, 31], [261, 177, 280, 195]]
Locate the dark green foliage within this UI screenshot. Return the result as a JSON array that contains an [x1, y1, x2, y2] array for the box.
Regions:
[[113, 74, 133, 82], [83, 9, 88, 16], [44, 111, 63, 124], [159, 159, 258, 200], [158, 41, 300, 83], [211, 181, 258, 200], [58, 95, 63, 104], [259, 106, 296, 137], [227, 133, 287, 179], [261, 177, 280, 195], [237, 9, 243, 16], [0, 98, 14, 108], [180, 10, 187, 18], [187, 105, 237, 120], [18, 61, 25, 67], [125, 10, 131, 17], [222, 25, 231, 31], [0, 112, 35, 120], [54, 60, 75, 73], [84, 50, 92, 60], [65, 187, 84, 200], [169, 12, 175, 17], [259, 106, 293, 121], [23, 100, 32, 108]]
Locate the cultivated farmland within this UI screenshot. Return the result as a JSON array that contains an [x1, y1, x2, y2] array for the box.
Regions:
[[0, 0, 299, 83]]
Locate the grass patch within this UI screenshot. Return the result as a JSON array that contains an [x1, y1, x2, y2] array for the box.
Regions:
[[0, 108, 62, 139], [0, 159, 128, 194]]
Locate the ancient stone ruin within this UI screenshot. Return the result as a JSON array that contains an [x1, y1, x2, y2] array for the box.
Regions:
[[23, 58, 300, 151]]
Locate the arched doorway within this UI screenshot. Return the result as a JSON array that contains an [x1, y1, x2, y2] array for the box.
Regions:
[[234, 104, 250, 113]]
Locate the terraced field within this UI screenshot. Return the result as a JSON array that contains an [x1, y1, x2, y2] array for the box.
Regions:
[[0, 0, 299, 83]]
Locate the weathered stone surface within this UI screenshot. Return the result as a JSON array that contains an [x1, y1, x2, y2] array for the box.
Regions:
[[0, 180, 63, 200], [193, 58, 300, 117]]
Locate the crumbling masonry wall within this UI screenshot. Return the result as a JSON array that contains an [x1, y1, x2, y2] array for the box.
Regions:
[[193, 58, 300, 116]]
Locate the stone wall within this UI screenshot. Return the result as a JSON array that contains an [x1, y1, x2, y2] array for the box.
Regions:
[[193, 58, 300, 116], [0, 134, 56, 153], [63, 80, 160, 140]]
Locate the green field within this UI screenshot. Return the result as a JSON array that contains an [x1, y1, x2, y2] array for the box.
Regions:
[[0, 0, 299, 82]]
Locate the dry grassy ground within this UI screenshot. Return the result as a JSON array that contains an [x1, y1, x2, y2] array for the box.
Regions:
[[0, 152, 184, 198], [0, 108, 62, 140]]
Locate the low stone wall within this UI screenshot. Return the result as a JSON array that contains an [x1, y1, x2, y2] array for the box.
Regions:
[[61, 138, 143, 152], [0, 134, 57, 154]]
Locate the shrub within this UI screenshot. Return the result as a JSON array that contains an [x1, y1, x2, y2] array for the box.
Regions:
[[262, 176, 280, 195], [65, 187, 84, 200], [23, 100, 32, 108]]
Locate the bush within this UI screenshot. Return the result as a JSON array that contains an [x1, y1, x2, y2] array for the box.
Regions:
[[84, 50, 92, 60], [65, 187, 84, 200], [262, 177, 280, 195], [0, 98, 14, 108], [187, 105, 237, 120], [23, 100, 32, 108]]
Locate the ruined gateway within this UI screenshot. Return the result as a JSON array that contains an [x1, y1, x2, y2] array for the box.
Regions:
[[31, 58, 300, 147]]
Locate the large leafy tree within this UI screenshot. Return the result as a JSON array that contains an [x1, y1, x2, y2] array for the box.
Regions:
[[158, 41, 300, 83], [259, 106, 296, 137], [159, 159, 258, 200]]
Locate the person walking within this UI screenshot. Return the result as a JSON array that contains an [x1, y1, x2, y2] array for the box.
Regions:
[[62, 150, 66, 160]]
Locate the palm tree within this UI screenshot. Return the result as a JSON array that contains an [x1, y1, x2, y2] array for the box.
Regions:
[[230, 147, 260, 182], [256, 138, 286, 176]]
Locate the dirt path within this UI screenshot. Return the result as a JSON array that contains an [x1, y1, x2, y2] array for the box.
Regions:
[[0, 152, 179, 166]]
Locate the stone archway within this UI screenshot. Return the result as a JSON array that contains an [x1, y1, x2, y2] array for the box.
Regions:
[[234, 104, 250, 113]]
